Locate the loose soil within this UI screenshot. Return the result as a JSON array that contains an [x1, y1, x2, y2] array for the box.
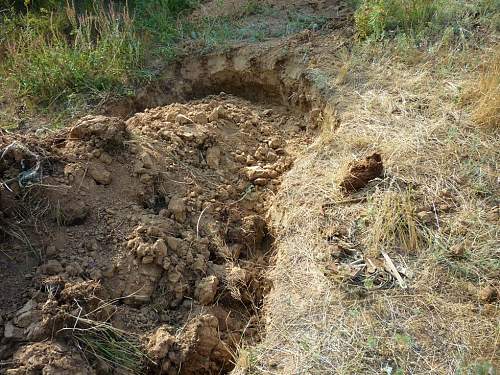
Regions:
[[0, 88, 312, 374]]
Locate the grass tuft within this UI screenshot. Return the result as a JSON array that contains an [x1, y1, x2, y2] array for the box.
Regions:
[[363, 188, 425, 257], [465, 51, 500, 128], [72, 322, 147, 374]]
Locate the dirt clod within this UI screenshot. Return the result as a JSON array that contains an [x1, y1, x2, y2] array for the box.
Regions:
[[340, 152, 384, 192], [478, 285, 498, 303]]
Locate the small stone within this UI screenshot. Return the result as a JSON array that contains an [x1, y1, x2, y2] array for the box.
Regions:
[[16, 300, 37, 316], [4, 321, 23, 340], [152, 239, 168, 258], [192, 112, 208, 125], [449, 243, 465, 258], [242, 166, 270, 181], [176, 114, 193, 125], [168, 196, 186, 223], [195, 275, 219, 305], [209, 106, 225, 122], [40, 260, 63, 275], [99, 152, 113, 165], [45, 245, 58, 257], [141, 152, 154, 169], [417, 211, 434, 224], [254, 178, 267, 186], [268, 137, 283, 149], [166, 237, 183, 252], [14, 310, 41, 328], [89, 164, 112, 185]]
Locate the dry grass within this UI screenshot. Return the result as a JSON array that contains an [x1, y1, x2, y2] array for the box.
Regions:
[[234, 39, 499, 374], [465, 51, 500, 128]]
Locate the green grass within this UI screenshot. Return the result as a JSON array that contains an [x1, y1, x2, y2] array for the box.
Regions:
[[73, 325, 147, 374], [353, 0, 500, 43], [1, 2, 144, 111], [0, 0, 329, 121]]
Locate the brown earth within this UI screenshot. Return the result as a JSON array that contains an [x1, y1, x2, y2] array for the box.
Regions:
[[0, 90, 312, 374]]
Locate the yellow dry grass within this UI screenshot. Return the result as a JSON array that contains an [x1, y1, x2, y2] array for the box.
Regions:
[[234, 38, 499, 374], [465, 51, 500, 128]]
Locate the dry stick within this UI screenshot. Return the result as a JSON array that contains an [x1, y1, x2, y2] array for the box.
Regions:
[[196, 204, 211, 239], [381, 250, 408, 289]]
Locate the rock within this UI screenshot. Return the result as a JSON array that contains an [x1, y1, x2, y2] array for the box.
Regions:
[[46, 245, 58, 257], [4, 321, 23, 340], [417, 211, 434, 224], [99, 152, 113, 165], [14, 310, 41, 328], [254, 145, 269, 161], [70, 115, 127, 147], [206, 147, 221, 169], [147, 326, 176, 360], [449, 243, 465, 258], [192, 112, 208, 125], [209, 106, 224, 122], [141, 152, 154, 169], [242, 166, 271, 181], [166, 236, 183, 252], [89, 163, 111, 185], [195, 276, 219, 305], [152, 239, 168, 258], [176, 114, 193, 125], [168, 196, 186, 223], [268, 137, 283, 149], [254, 178, 268, 186], [479, 286, 498, 303], [40, 260, 63, 275], [16, 300, 37, 316]]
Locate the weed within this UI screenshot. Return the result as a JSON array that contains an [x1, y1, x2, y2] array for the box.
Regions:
[[72, 324, 146, 374], [354, 0, 500, 43], [3, 3, 142, 107]]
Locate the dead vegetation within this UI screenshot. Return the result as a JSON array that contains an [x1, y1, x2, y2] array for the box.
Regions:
[[464, 50, 500, 129], [238, 37, 499, 374]]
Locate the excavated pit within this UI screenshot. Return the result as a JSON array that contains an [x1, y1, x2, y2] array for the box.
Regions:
[[0, 49, 330, 371]]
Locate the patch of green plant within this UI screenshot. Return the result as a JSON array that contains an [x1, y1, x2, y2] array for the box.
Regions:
[[73, 325, 147, 374], [2, 3, 143, 108], [353, 0, 500, 43]]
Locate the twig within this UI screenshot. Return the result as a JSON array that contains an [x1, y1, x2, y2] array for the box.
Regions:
[[196, 204, 210, 239], [381, 250, 407, 289]]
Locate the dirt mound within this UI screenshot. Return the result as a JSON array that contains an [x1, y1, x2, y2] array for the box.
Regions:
[[0, 94, 309, 373]]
